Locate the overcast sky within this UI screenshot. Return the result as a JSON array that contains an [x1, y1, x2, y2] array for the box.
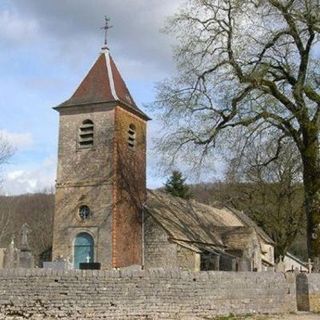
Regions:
[[0, 0, 191, 195]]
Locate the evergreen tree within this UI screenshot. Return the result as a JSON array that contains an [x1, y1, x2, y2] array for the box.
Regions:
[[164, 171, 191, 199]]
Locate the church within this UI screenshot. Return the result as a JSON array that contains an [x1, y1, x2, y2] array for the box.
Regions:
[[51, 41, 275, 272]]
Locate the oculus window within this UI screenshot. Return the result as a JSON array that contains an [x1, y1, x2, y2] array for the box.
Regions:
[[79, 205, 91, 220]]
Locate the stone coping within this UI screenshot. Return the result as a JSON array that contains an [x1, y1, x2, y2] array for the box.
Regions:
[[0, 267, 292, 280]]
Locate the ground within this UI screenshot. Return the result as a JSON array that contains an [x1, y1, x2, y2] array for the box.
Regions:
[[213, 313, 320, 320], [1, 314, 319, 320]]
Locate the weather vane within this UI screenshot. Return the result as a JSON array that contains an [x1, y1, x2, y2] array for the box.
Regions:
[[101, 16, 113, 47]]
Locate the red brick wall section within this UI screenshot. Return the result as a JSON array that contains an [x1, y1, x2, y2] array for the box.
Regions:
[[112, 106, 147, 268]]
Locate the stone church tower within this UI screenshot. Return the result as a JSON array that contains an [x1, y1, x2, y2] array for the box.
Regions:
[[52, 45, 150, 269]]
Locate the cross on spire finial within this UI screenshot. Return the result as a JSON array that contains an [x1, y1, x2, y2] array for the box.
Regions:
[[101, 16, 113, 48]]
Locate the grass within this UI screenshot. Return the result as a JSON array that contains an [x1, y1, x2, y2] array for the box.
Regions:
[[211, 315, 269, 320]]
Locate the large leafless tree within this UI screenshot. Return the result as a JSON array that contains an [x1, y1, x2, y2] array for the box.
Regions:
[[155, 0, 320, 258]]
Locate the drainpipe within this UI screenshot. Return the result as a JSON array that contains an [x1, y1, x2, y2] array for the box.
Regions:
[[141, 204, 146, 269]]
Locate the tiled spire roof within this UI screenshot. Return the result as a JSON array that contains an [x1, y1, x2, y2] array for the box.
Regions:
[[55, 47, 149, 120]]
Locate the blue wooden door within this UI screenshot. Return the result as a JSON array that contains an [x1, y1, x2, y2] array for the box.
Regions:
[[74, 233, 94, 269]]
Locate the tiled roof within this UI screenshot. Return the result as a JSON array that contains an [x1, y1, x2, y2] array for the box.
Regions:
[[145, 190, 274, 253], [226, 206, 274, 244], [55, 47, 150, 120]]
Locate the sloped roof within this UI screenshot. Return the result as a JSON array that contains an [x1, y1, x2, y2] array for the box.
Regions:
[[225, 206, 274, 244], [221, 226, 258, 251], [145, 190, 274, 254], [285, 252, 307, 268], [55, 47, 150, 120]]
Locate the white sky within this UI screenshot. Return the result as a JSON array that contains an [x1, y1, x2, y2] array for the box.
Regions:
[[0, 0, 225, 195], [0, 0, 185, 195]]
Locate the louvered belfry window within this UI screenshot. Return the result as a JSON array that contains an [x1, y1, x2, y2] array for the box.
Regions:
[[79, 120, 94, 148], [128, 124, 136, 149]]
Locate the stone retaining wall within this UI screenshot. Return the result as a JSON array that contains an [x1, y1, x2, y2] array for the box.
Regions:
[[0, 269, 296, 319]]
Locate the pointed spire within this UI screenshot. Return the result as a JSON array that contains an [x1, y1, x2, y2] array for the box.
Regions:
[[55, 51, 150, 120], [57, 51, 136, 108], [54, 19, 150, 120]]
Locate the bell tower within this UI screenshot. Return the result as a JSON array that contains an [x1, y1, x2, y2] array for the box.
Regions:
[[52, 41, 150, 269]]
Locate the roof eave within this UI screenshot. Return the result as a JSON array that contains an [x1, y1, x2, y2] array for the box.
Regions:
[[117, 99, 151, 121], [53, 99, 151, 121], [261, 257, 275, 266]]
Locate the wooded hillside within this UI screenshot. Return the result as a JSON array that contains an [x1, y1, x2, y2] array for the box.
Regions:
[[0, 193, 54, 265], [0, 182, 307, 263]]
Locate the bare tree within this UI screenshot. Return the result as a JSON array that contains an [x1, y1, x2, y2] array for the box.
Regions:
[[0, 134, 14, 244], [154, 0, 320, 258], [225, 137, 304, 260], [21, 192, 54, 262], [0, 136, 12, 163], [0, 133, 13, 186], [0, 202, 11, 245]]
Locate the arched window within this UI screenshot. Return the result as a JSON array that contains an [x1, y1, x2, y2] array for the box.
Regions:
[[74, 232, 94, 269], [79, 120, 94, 148], [128, 124, 136, 149]]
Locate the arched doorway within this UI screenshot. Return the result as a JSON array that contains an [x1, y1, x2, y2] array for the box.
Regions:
[[74, 232, 94, 269]]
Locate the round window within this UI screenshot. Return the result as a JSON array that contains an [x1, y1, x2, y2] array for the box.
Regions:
[[79, 205, 91, 220]]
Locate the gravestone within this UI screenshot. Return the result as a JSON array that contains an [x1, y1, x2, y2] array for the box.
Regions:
[[3, 236, 18, 268], [20, 223, 31, 250], [0, 248, 5, 269], [18, 223, 34, 268], [275, 256, 286, 273], [307, 258, 313, 273], [313, 257, 320, 273]]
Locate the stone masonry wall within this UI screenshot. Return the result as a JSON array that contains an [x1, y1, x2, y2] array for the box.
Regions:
[[53, 104, 115, 269], [144, 213, 179, 269], [144, 213, 200, 271], [0, 269, 296, 320]]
